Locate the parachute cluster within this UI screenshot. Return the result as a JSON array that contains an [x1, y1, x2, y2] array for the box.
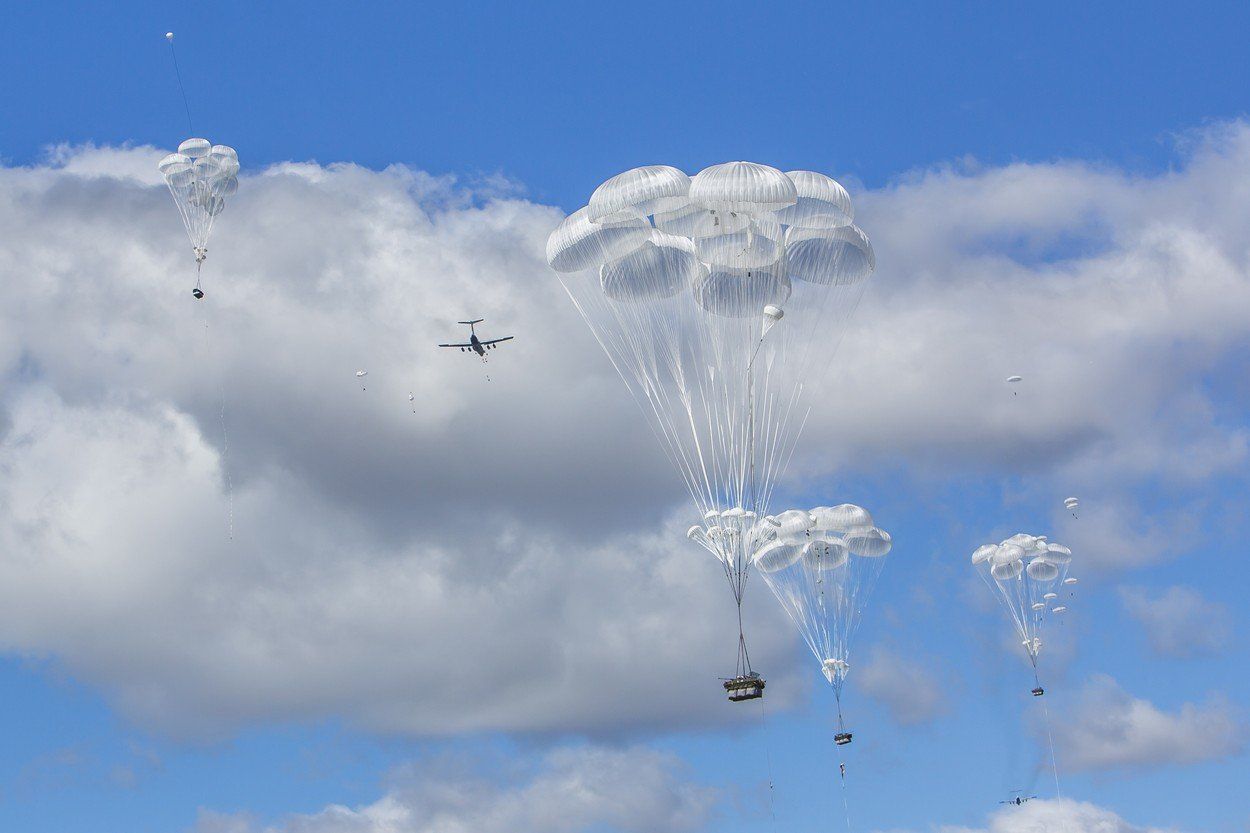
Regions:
[[132, 34, 1094, 809], [972, 533, 1077, 667], [547, 163, 873, 315], [752, 505, 891, 702], [158, 138, 240, 271], [548, 162, 875, 677]]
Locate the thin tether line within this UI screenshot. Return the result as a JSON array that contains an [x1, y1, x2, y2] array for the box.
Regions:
[[167, 34, 194, 134]]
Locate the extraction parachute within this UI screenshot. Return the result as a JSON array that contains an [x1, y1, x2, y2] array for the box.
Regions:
[[753, 504, 891, 744], [158, 140, 239, 298], [971, 533, 1075, 695], [547, 162, 876, 693]]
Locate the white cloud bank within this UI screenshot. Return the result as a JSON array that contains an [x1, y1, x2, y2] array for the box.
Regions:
[[1053, 674, 1245, 772], [856, 648, 948, 726], [192, 746, 717, 833], [937, 797, 1181, 833], [1, 123, 1249, 738], [1119, 585, 1232, 659]]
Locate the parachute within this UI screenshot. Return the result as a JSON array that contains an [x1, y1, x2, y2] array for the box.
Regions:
[[753, 504, 891, 743], [158, 139, 239, 298], [356, 370, 368, 390], [1064, 496, 1079, 518], [971, 533, 1075, 694], [548, 162, 876, 687]]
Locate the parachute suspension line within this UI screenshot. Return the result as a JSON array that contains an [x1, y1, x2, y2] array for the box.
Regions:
[[724, 555, 753, 676], [833, 684, 852, 833], [759, 696, 777, 827], [732, 326, 771, 679], [165, 33, 194, 134], [838, 765, 852, 833], [834, 695, 852, 833], [200, 301, 234, 541], [1038, 695, 1062, 800]]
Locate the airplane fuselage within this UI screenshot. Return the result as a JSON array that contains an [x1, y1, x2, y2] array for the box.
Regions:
[[470, 334, 485, 356]]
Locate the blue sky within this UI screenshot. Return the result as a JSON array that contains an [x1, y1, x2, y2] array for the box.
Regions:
[[4, 0, 1250, 204], [0, 3, 1248, 833]]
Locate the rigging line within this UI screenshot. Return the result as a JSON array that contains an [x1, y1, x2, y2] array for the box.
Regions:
[[831, 684, 853, 833], [759, 696, 777, 828], [200, 296, 234, 541], [166, 34, 194, 134], [1039, 694, 1062, 799], [839, 769, 853, 833]]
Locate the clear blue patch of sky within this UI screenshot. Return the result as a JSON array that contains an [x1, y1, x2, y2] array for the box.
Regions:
[[2, 1, 1249, 210]]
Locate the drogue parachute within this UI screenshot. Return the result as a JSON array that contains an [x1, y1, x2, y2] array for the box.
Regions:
[[971, 532, 1076, 695], [753, 504, 891, 745], [547, 162, 877, 693], [158, 139, 239, 297]]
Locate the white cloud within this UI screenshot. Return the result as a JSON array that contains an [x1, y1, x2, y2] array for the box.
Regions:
[[1119, 585, 1232, 658], [1048, 498, 1195, 572], [1052, 674, 1245, 771], [1, 124, 1250, 738], [934, 797, 1182, 833], [802, 125, 1250, 491], [197, 786, 1182, 833], [0, 391, 803, 738], [856, 648, 948, 726], [193, 746, 717, 833]]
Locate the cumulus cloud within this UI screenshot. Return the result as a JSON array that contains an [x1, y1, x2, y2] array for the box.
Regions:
[[856, 648, 948, 726], [197, 787, 1179, 833], [1, 123, 1249, 739], [936, 797, 1182, 833], [802, 123, 1250, 492], [1048, 498, 1195, 572], [1119, 585, 1232, 658], [1052, 674, 1245, 771], [0, 392, 804, 738], [193, 746, 717, 833]]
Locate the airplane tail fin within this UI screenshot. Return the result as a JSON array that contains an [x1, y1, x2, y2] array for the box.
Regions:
[[458, 319, 485, 325]]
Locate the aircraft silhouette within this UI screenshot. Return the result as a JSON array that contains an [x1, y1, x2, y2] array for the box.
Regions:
[[437, 319, 513, 358]]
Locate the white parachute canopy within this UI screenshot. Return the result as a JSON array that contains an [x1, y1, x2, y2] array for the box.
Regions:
[[158, 138, 239, 266], [753, 504, 891, 705], [971, 533, 1075, 668], [547, 162, 876, 673]]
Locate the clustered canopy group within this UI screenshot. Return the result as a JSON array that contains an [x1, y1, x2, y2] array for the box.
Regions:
[[972, 532, 1078, 664], [546, 162, 875, 313], [546, 162, 878, 681], [158, 138, 240, 267], [749, 504, 891, 695]]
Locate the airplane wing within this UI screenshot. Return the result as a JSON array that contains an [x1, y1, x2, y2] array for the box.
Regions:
[[479, 336, 515, 346], [437, 343, 473, 348]]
